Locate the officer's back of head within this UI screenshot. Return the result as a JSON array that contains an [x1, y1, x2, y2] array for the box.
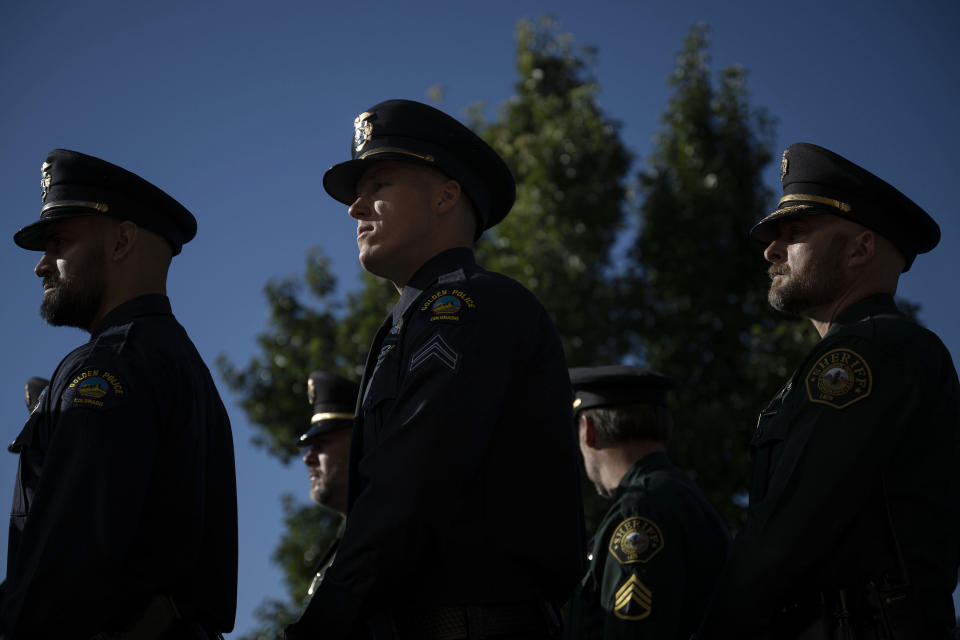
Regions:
[[571, 365, 678, 498]]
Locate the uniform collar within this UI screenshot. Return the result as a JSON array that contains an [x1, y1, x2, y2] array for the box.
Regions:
[[91, 294, 172, 338], [825, 293, 901, 338], [392, 247, 475, 324], [407, 247, 475, 290], [614, 450, 672, 498]]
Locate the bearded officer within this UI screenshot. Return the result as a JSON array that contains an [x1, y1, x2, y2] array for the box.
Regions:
[[564, 366, 729, 639], [284, 99, 585, 639], [2, 149, 238, 639], [697, 143, 960, 638], [297, 371, 359, 600]]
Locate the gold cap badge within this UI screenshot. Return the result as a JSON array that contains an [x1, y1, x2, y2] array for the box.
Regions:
[[780, 150, 789, 181], [354, 111, 374, 153], [40, 161, 52, 202]]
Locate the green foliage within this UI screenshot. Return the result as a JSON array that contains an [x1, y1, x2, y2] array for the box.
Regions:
[[220, 18, 830, 638], [626, 24, 816, 525], [475, 16, 633, 366]]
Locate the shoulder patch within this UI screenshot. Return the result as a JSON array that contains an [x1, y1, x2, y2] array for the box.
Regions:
[[66, 369, 125, 409], [418, 288, 476, 322], [804, 348, 872, 409], [608, 516, 664, 565], [613, 573, 652, 620]]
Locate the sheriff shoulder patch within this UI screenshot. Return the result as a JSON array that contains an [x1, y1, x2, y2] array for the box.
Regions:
[[613, 573, 652, 621], [67, 369, 125, 409], [805, 348, 872, 409], [418, 288, 476, 323], [609, 516, 664, 565]]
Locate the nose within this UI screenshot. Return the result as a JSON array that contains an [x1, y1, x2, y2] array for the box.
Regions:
[[348, 194, 369, 221], [35, 252, 54, 279], [763, 238, 785, 264], [302, 447, 318, 467]]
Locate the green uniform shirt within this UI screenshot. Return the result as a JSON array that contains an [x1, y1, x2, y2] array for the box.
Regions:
[[566, 451, 730, 639], [699, 294, 960, 638]]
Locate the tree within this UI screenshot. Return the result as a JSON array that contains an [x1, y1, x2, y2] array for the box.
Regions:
[[625, 24, 816, 526], [218, 17, 633, 638]]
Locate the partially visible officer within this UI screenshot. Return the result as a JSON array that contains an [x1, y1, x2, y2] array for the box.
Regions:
[[2, 149, 238, 639], [297, 370, 359, 598], [698, 143, 960, 638], [564, 366, 730, 639], [23, 378, 48, 414], [285, 100, 585, 639]]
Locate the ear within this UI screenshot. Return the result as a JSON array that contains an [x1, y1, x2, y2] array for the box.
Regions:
[[581, 415, 598, 449], [434, 179, 462, 215], [847, 230, 875, 267], [108, 220, 139, 262]]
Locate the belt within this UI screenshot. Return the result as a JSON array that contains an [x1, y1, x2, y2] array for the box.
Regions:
[[392, 602, 558, 640]]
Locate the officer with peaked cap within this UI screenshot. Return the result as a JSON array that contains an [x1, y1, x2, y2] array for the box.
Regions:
[[698, 143, 960, 638], [297, 371, 359, 599], [2, 150, 238, 638], [285, 100, 585, 639], [563, 366, 729, 640]]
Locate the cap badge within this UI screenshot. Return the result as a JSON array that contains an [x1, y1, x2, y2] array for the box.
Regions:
[[354, 111, 374, 153], [780, 150, 789, 181], [40, 161, 52, 202], [307, 377, 316, 405]]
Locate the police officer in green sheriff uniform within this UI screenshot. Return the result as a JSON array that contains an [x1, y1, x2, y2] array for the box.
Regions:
[[296, 371, 359, 600], [565, 366, 730, 639], [697, 143, 960, 638]]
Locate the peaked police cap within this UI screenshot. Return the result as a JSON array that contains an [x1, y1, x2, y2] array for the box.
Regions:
[[322, 99, 516, 237], [750, 142, 939, 271], [14, 149, 197, 255]]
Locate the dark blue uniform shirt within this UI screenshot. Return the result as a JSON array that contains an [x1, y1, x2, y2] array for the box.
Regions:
[[1, 294, 238, 638], [288, 248, 586, 637], [699, 294, 960, 638]]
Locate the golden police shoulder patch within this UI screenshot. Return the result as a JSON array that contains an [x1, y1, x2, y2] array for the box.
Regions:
[[608, 516, 664, 565], [805, 348, 872, 409], [613, 573, 652, 621], [67, 368, 125, 409]]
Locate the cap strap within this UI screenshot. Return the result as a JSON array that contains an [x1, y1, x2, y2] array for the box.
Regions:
[[358, 147, 435, 163], [311, 411, 355, 423], [41, 200, 110, 215], [778, 193, 852, 212]]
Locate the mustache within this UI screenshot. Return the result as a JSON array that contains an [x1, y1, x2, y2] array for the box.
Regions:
[[768, 265, 790, 278], [42, 276, 59, 289]]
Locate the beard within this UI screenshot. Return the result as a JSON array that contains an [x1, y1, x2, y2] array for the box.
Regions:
[[40, 246, 106, 331], [768, 234, 848, 315]]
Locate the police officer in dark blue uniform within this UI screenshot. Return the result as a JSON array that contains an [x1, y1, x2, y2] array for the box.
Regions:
[[285, 100, 586, 639], [564, 366, 729, 639], [297, 371, 359, 599], [2, 149, 238, 639], [698, 143, 960, 638]]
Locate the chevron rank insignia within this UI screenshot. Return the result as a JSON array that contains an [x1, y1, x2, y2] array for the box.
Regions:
[[613, 573, 652, 621], [609, 516, 663, 564], [409, 334, 459, 373]]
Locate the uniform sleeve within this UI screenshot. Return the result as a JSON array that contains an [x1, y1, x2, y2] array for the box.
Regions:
[[288, 283, 554, 637], [595, 508, 686, 639], [2, 358, 159, 636], [698, 338, 924, 636]]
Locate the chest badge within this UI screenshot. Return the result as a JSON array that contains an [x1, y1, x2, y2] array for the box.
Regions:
[[609, 516, 664, 565], [805, 348, 872, 409]]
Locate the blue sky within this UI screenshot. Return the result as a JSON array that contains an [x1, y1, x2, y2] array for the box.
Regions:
[[1, 0, 957, 635]]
